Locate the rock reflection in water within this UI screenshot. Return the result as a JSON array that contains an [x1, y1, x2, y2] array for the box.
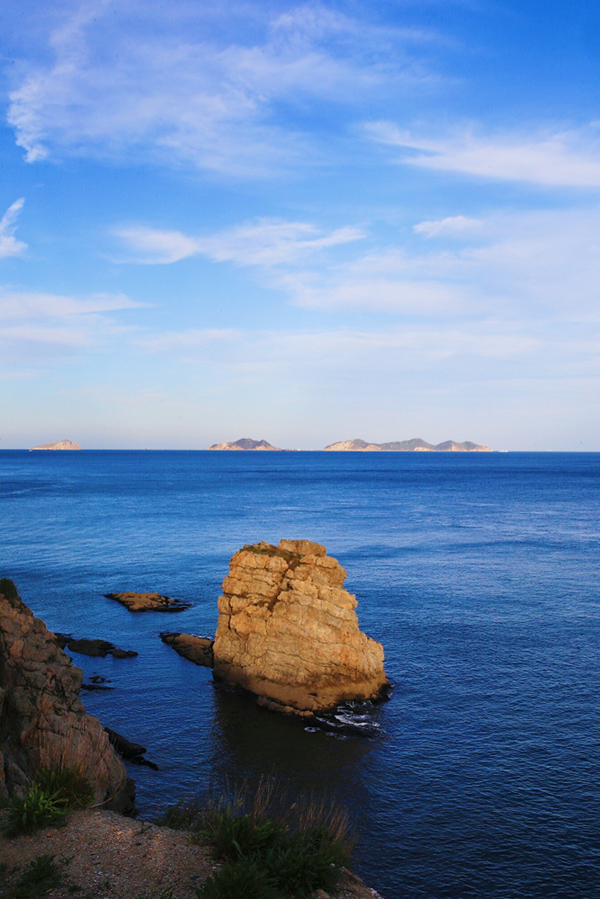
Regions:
[[208, 684, 378, 826]]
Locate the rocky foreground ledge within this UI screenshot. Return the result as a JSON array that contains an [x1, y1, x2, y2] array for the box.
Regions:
[[213, 539, 389, 715], [0, 810, 383, 899]]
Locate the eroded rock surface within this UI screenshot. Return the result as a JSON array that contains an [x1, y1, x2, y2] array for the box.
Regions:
[[213, 540, 388, 715], [105, 592, 192, 613], [160, 632, 214, 667], [0, 578, 134, 812]]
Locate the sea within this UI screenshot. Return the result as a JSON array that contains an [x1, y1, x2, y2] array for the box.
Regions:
[[1, 450, 599, 899]]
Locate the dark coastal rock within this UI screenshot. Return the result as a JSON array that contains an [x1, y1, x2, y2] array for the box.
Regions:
[[105, 728, 159, 770], [67, 638, 116, 657], [0, 578, 135, 813], [160, 632, 214, 667], [54, 633, 138, 659], [105, 592, 192, 613], [82, 674, 115, 692], [213, 540, 388, 717]]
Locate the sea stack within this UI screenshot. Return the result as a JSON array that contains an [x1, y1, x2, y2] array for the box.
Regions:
[[0, 578, 134, 811], [213, 540, 388, 716]]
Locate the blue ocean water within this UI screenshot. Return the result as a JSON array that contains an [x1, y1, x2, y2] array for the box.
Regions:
[[1, 450, 599, 898]]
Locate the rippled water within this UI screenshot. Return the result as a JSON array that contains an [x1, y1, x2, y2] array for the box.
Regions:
[[1, 450, 599, 898]]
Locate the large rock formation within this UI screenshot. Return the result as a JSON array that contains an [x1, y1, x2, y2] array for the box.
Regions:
[[213, 540, 388, 715], [0, 579, 134, 812]]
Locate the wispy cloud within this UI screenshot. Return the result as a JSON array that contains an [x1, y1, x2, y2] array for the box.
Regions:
[[115, 219, 366, 265], [414, 215, 482, 238], [0, 288, 140, 360], [366, 122, 600, 187], [7, 1, 432, 175], [0, 199, 27, 258], [283, 207, 600, 318]]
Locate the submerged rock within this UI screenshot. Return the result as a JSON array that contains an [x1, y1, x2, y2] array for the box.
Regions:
[[213, 540, 388, 716], [160, 632, 214, 667], [105, 592, 192, 613], [0, 578, 134, 812]]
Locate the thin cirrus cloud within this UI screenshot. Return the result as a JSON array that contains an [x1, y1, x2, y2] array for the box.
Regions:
[[0, 199, 27, 258], [116, 206, 600, 320], [0, 289, 141, 359], [137, 325, 538, 370], [6, 1, 433, 175], [366, 121, 600, 187], [114, 219, 366, 266], [281, 207, 600, 317]]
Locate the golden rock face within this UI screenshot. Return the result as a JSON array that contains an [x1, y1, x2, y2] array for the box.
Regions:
[[213, 540, 388, 716]]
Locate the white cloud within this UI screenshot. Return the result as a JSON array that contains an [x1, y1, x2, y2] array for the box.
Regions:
[[414, 215, 482, 238], [0, 199, 27, 258], [0, 289, 139, 319], [0, 288, 140, 357], [290, 277, 467, 313], [6, 2, 429, 175], [136, 323, 539, 369], [115, 219, 366, 266], [366, 122, 600, 187]]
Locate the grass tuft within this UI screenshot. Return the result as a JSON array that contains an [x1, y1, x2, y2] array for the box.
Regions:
[[34, 768, 94, 810], [1, 785, 66, 838], [1, 765, 95, 838], [6, 855, 61, 899], [196, 859, 276, 899], [154, 777, 356, 899]]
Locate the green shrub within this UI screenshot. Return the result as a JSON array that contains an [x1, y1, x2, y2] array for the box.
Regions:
[[2, 785, 66, 837], [196, 859, 276, 899], [262, 827, 346, 896], [8, 855, 61, 899], [200, 810, 284, 860], [34, 767, 94, 810]]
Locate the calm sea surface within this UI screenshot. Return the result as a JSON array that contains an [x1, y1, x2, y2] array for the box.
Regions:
[[1, 450, 599, 898]]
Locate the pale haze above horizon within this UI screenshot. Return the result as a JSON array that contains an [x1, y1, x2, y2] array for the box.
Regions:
[[1, 0, 599, 451]]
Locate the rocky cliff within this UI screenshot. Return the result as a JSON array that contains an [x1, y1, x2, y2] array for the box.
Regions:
[[0, 579, 133, 811], [213, 540, 388, 715]]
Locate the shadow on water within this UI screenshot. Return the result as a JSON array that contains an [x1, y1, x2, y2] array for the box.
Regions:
[[207, 684, 381, 822]]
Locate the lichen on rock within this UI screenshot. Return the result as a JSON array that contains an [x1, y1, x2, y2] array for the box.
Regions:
[[0, 578, 134, 813], [213, 540, 388, 716]]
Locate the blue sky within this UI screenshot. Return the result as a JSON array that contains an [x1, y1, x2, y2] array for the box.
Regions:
[[1, 0, 599, 449]]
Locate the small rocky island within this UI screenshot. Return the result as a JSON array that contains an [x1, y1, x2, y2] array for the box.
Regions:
[[212, 539, 388, 715], [324, 437, 492, 451], [105, 591, 192, 612], [207, 438, 283, 451], [30, 439, 81, 450]]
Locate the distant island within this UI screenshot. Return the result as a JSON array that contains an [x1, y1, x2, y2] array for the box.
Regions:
[[30, 439, 82, 451], [324, 438, 492, 452], [208, 438, 283, 451]]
